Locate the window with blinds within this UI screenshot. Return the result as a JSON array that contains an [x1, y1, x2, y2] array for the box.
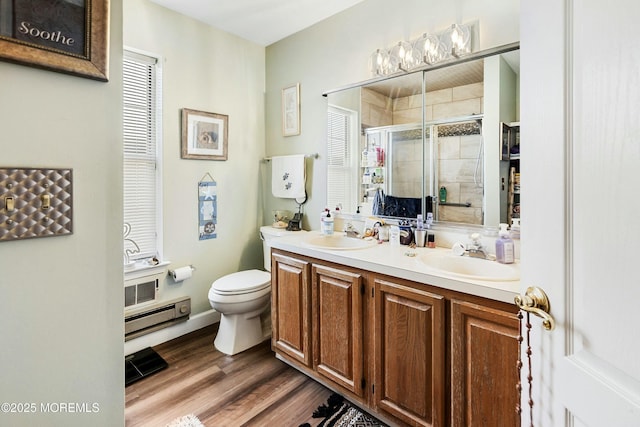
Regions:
[[327, 106, 357, 212], [123, 49, 162, 261]]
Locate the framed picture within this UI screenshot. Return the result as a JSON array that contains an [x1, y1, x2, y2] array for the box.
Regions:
[[0, 0, 109, 81], [181, 108, 229, 161], [282, 83, 300, 136]]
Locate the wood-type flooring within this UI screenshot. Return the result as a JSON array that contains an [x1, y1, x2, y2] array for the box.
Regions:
[[125, 324, 332, 426]]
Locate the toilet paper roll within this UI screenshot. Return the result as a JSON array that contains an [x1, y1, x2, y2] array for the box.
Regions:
[[171, 266, 193, 282]]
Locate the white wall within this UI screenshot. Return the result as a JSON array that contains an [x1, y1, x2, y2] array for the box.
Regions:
[[0, 1, 124, 426], [265, 0, 520, 230], [124, 0, 266, 316]]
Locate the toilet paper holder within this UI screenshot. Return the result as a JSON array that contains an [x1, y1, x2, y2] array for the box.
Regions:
[[168, 265, 196, 279]]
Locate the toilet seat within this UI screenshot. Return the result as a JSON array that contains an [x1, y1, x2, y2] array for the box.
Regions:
[[211, 269, 270, 296]]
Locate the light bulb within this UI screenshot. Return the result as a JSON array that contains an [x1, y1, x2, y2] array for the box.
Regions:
[[413, 33, 445, 64], [369, 49, 390, 76], [448, 24, 471, 57], [389, 40, 413, 72]]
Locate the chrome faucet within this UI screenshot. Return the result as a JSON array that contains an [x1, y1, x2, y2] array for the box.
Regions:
[[344, 222, 361, 238], [466, 233, 490, 259]]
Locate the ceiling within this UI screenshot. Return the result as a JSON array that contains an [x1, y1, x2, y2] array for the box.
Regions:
[[149, 0, 366, 46]]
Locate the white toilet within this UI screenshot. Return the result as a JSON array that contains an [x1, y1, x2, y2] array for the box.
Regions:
[[208, 225, 302, 355]]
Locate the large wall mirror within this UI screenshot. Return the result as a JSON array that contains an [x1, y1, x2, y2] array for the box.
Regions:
[[325, 43, 519, 228]]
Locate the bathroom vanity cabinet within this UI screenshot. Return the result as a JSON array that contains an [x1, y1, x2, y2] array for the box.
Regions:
[[271, 248, 520, 427], [271, 253, 312, 367]]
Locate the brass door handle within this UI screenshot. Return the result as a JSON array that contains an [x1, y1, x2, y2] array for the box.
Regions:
[[514, 286, 555, 331]]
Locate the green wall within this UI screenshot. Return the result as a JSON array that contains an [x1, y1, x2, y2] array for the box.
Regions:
[[0, 1, 125, 425]]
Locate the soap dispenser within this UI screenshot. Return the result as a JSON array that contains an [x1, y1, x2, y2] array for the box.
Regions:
[[321, 209, 334, 235], [495, 223, 515, 264]]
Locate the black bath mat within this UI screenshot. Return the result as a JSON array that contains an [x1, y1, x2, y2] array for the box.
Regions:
[[125, 347, 168, 386], [299, 393, 388, 427]]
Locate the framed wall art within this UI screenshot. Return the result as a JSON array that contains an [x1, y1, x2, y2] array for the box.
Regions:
[[181, 108, 229, 161], [0, 0, 110, 81], [282, 83, 300, 136]]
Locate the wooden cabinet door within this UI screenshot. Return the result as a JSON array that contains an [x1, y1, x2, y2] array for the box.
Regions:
[[271, 253, 311, 367], [450, 299, 520, 427], [374, 277, 446, 427], [312, 264, 364, 397]]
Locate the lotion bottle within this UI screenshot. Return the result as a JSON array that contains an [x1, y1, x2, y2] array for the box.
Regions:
[[321, 209, 334, 235], [389, 225, 400, 246], [495, 223, 515, 264]]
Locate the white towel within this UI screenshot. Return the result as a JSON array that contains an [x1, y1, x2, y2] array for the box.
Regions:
[[271, 154, 306, 199]]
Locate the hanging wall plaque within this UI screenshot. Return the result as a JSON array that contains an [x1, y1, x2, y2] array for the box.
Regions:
[[198, 174, 217, 241]]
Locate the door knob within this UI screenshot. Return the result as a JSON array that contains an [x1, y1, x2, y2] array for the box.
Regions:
[[514, 286, 555, 331]]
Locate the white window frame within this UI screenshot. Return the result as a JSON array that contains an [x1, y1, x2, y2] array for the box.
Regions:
[[123, 47, 163, 267], [327, 105, 359, 212]]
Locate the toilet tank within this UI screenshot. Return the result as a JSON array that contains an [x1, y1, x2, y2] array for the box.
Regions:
[[259, 226, 305, 272]]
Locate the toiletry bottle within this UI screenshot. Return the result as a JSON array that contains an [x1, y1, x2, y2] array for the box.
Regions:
[[320, 209, 328, 233], [426, 212, 433, 229], [361, 149, 369, 166], [510, 218, 521, 239], [427, 232, 436, 248], [321, 209, 334, 235], [389, 225, 400, 246], [439, 186, 447, 203], [495, 223, 515, 264], [414, 214, 426, 247]]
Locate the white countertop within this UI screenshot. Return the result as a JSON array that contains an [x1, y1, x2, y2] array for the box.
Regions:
[[269, 230, 520, 304]]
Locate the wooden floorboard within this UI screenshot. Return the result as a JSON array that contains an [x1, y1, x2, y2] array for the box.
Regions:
[[125, 324, 332, 426]]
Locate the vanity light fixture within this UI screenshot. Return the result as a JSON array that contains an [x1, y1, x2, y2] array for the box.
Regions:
[[413, 32, 446, 65], [443, 23, 472, 58], [388, 40, 416, 73], [369, 48, 390, 76], [370, 23, 473, 76]]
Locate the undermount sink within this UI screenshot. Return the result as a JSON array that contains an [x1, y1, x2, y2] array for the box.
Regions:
[[303, 234, 377, 250], [419, 252, 520, 282]]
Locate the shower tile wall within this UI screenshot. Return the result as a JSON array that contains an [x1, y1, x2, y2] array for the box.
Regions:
[[391, 82, 484, 124], [362, 82, 484, 225], [362, 89, 393, 128], [438, 133, 484, 225], [390, 132, 424, 197]]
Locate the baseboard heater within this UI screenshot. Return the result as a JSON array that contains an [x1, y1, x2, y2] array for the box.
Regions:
[[125, 296, 191, 341]]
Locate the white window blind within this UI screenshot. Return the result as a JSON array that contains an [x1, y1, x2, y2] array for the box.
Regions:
[[327, 106, 356, 211], [123, 50, 161, 261]]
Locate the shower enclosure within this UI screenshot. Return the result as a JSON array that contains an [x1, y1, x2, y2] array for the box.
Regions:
[[362, 115, 484, 224]]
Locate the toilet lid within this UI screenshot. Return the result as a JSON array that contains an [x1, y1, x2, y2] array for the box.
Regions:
[[212, 269, 271, 294]]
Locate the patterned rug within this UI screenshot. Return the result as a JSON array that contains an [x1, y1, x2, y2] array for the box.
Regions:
[[165, 413, 204, 427], [300, 393, 388, 427]]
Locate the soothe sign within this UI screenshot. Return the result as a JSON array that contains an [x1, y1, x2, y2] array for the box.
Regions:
[[0, 0, 86, 57]]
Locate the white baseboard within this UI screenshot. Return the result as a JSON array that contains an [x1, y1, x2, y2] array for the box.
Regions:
[[124, 309, 220, 356]]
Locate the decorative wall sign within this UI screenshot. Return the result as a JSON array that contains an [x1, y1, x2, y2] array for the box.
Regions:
[[282, 83, 300, 136], [198, 174, 217, 240], [0, 0, 110, 81], [181, 108, 229, 160]]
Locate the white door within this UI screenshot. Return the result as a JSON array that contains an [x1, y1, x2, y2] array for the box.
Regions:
[[521, 0, 640, 426]]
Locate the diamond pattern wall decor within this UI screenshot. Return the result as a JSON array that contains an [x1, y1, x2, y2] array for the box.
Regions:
[[0, 168, 73, 241]]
